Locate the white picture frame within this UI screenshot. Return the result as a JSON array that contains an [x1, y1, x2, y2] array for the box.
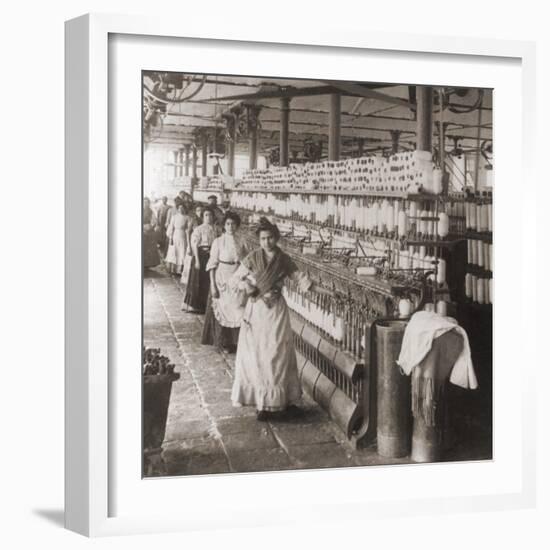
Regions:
[[65, 13, 537, 537]]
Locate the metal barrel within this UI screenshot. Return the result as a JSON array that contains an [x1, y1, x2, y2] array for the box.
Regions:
[[410, 377, 449, 463], [375, 320, 410, 458], [411, 330, 463, 463]]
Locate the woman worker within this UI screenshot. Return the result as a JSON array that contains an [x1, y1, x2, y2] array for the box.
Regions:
[[143, 197, 160, 269], [182, 207, 219, 313], [165, 202, 190, 275], [201, 211, 248, 353], [230, 217, 333, 421]]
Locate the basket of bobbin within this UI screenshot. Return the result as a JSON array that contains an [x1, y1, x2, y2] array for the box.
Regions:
[[142, 347, 180, 476]]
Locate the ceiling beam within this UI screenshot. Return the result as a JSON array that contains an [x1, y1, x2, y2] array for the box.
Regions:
[[324, 80, 412, 108], [201, 83, 393, 103]]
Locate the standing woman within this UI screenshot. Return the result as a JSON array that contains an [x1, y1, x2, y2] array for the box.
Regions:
[[180, 204, 204, 284], [165, 203, 190, 275], [182, 207, 218, 313], [231, 217, 332, 421], [143, 197, 160, 269], [201, 212, 248, 353], [155, 196, 171, 257]]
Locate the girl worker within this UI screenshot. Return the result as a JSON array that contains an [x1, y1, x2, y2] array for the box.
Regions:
[[165, 202, 190, 276], [182, 207, 218, 313], [143, 197, 160, 269], [201, 211, 248, 353], [231, 217, 333, 421]]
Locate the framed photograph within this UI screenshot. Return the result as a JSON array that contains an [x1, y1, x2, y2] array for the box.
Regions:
[[65, 13, 536, 537]]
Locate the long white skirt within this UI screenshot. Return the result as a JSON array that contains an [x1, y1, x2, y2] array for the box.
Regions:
[[231, 296, 302, 412]]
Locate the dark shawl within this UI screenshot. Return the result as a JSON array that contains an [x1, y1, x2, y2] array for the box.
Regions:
[[242, 247, 297, 298]]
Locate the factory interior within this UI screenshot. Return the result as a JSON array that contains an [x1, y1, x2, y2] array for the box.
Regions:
[[141, 72, 493, 477]]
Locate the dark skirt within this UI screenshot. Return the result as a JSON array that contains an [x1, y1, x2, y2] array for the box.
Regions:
[[143, 227, 160, 268], [201, 292, 240, 352], [183, 247, 210, 312]]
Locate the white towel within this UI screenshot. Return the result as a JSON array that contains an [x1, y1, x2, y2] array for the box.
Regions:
[[397, 311, 478, 390]]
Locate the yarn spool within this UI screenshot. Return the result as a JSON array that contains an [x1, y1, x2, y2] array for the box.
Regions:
[[472, 275, 478, 302], [436, 258, 447, 285], [477, 240, 484, 268], [419, 210, 429, 235], [409, 200, 418, 220], [465, 273, 473, 298], [408, 201, 418, 234], [366, 203, 373, 231], [477, 277, 486, 304], [437, 212, 450, 238], [406, 248, 414, 269], [386, 200, 395, 232], [436, 300, 448, 315], [377, 202, 386, 233], [353, 198, 361, 229], [412, 251, 421, 269], [431, 168, 443, 194], [480, 204, 489, 232], [424, 303, 435, 312], [393, 200, 400, 230], [488, 204, 493, 232], [428, 208, 437, 237], [398, 210, 408, 237], [476, 204, 482, 232], [470, 203, 477, 231], [485, 279, 491, 305], [471, 239, 478, 266]]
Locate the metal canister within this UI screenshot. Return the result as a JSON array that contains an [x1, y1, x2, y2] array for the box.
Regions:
[[411, 330, 464, 463], [376, 320, 410, 458]]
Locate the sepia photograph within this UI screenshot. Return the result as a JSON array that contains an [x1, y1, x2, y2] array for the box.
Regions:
[[141, 71, 493, 477]]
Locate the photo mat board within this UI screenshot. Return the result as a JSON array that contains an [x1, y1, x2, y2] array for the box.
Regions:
[[65, 13, 536, 536]]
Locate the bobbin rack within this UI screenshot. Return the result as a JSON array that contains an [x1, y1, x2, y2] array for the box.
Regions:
[[221, 155, 491, 447]]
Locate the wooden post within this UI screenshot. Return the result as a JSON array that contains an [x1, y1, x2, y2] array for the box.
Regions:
[[246, 104, 261, 170], [201, 131, 208, 177], [329, 93, 341, 161], [178, 148, 185, 177], [224, 112, 237, 177], [357, 138, 364, 157], [390, 130, 401, 154], [172, 150, 178, 179], [184, 144, 191, 177], [192, 143, 198, 179], [474, 103, 483, 191], [280, 97, 290, 167], [416, 86, 433, 152], [191, 143, 198, 199]]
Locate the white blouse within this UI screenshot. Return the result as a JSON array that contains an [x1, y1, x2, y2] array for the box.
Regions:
[[206, 233, 248, 272], [190, 223, 218, 248]]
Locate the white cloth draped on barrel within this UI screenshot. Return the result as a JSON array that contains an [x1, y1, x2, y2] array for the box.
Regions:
[[231, 247, 312, 412], [205, 233, 248, 328], [397, 311, 478, 390]]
